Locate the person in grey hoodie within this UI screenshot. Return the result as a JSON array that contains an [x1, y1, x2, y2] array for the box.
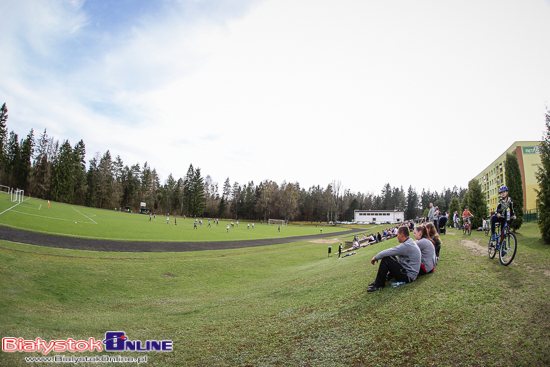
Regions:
[[427, 203, 435, 223], [367, 226, 421, 293]]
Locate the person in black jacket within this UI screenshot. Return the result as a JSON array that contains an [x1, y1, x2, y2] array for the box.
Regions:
[[491, 185, 516, 242]]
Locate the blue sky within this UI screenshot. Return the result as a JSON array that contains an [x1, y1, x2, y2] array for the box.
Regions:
[[2, 0, 550, 195]]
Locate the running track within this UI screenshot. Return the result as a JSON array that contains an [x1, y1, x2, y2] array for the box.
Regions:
[[0, 225, 366, 252]]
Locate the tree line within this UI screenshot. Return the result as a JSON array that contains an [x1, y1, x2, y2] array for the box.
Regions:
[[0, 102, 500, 223]]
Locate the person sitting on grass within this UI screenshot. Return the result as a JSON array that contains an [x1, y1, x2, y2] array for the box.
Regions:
[[413, 225, 437, 275], [367, 226, 421, 293], [425, 222, 442, 259]]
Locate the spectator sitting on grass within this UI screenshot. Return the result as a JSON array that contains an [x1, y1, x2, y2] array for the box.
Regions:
[[367, 226, 421, 293], [414, 225, 437, 275], [425, 222, 442, 259]]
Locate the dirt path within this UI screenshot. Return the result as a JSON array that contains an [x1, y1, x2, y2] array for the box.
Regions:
[[0, 225, 365, 252]]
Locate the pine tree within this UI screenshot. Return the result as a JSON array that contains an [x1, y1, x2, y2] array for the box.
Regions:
[[182, 164, 194, 216], [405, 186, 418, 220], [505, 152, 524, 231], [97, 150, 114, 208], [191, 167, 206, 217], [536, 107, 550, 243], [31, 129, 53, 199], [381, 183, 392, 210], [0, 103, 8, 175], [72, 140, 87, 205], [85, 154, 99, 207], [17, 129, 34, 190], [468, 179, 485, 229], [5, 131, 19, 187], [51, 140, 75, 203]]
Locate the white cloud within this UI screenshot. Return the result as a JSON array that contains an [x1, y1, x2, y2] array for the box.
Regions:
[[1, 0, 550, 194]]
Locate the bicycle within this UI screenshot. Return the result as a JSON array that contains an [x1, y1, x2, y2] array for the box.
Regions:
[[462, 218, 471, 235], [488, 220, 517, 266], [483, 221, 490, 236]]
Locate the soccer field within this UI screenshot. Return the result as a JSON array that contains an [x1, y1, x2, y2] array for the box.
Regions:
[[0, 194, 352, 242], [1, 221, 549, 366]]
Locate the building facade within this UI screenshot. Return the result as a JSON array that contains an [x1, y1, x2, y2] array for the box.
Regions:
[[472, 141, 541, 213], [354, 210, 404, 223]]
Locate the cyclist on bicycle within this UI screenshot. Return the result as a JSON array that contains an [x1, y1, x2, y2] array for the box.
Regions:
[[462, 206, 473, 229], [491, 185, 517, 242]]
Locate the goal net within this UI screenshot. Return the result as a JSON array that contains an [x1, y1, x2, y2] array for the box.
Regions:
[[268, 219, 286, 226], [11, 189, 24, 203]]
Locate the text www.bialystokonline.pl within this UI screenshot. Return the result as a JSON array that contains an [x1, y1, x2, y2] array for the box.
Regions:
[[23, 355, 148, 364]]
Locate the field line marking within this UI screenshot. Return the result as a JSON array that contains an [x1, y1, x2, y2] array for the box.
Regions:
[[39, 204, 42, 210], [9, 210, 94, 223], [0, 202, 22, 216], [72, 207, 97, 224]]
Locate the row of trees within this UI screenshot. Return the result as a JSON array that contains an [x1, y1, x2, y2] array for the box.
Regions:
[[0, 101, 528, 230]]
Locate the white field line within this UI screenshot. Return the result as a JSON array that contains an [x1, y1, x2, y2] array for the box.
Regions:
[[0, 202, 22, 216], [39, 204, 42, 210], [72, 207, 97, 224], [9, 210, 95, 223]]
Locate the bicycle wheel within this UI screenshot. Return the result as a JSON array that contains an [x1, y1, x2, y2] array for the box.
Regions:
[[463, 226, 466, 235], [499, 232, 517, 266], [488, 237, 497, 259], [468, 226, 472, 235]]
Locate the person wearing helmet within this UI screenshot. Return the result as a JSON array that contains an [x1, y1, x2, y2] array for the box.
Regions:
[[491, 185, 517, 241], [462, 206, 473, 228]]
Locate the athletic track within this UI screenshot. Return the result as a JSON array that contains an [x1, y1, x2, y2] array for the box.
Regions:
[[0, 225, 365, 252]]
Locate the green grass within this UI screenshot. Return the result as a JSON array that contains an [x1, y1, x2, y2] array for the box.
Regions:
[[0, 194, 349, 242], [1, 220, 550, 366]]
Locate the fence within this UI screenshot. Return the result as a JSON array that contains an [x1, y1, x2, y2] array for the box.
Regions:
[[524, 209, 538, 223]]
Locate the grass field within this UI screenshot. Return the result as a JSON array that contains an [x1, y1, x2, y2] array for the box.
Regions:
[[1, 204, 550, 366], [0, 194, 349, 242]]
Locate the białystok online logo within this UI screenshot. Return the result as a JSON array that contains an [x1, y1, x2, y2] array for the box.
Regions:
[[2, 332, 173, 355]]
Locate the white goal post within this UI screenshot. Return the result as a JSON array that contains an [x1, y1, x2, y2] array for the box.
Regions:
[[268, 219, 287, 226], [11, 189, 24, 203]]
